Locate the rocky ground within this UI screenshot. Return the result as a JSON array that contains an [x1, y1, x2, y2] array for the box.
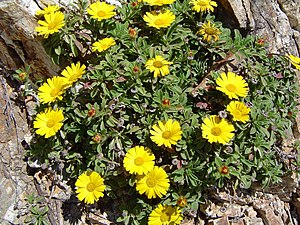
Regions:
[[1, 0, 300, 224]]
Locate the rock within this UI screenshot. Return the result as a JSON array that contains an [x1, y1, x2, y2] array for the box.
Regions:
[[201, 189, 298, 225], [0, 0, 59, 77], [251, 172, 299, 202], [217, 0, 300, 55], [0, 72, 36, 224]]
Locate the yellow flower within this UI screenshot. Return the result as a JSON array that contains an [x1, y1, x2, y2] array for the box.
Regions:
[[226, 101, 250, 123], [201, 115, 235, 144], [123, 146, 155, 175], [145, 55, 172, 77], [287, 54, 300, 71], [75, 171, 106, 204], [148, 204, 183, 225], [143, 10, 175, 29], [143, 0, 175, 6], [216, 72, 249, 99], [92, 37, 116, 53], [35, 5, 60, 16], [35, 11, 65, 38], [198, 21, 221, 42], [136, 166, 170, 199], [38, 76, 67, 104], [87, 1, 116, 22], [150, 119, 182, 148], [33, 108, 64, 138], [61, 62, 86, 85], [190, 0, 217, 13]]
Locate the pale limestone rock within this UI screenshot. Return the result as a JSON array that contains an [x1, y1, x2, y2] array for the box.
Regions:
[[278, 0, 300, 31], [0, 0, 59, 76], [218, 0, 300, 55], [0, 73, 35, 224]]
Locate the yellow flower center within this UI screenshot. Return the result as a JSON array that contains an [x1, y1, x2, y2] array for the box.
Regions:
[[134, 157, 144, 166], [101, 44, 108, 49], [153, 60, 164, 68], [233, 109, 242, 118], [97, 10, 107, 17], [205, 27, 217, 35], [160, 211, 171, 222], [48, 22, 57, 30], [50, 88, 60, 97], [146, 177, 157, 187], [162, 131, 171, 139], [226, 84, 237, 92], [197, 0, 209, 6], [46, 119, 55, 128], [87, 182, 96, 192], [211, 127, 222, 136], [154, 19, 164, 26]]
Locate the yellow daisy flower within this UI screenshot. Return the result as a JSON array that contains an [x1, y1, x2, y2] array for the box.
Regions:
[[145, 55, 172, 77], [87, 1, 116, 22], [201, 115, 235, 144], [143, 0, 175, 6], [148, 204, 183, 225], [35, 5, 60, 16], [61, 62, 86, 85], [92, 37, 116, 53], [150, 119, 182, 148], [216, 72, 249, 99], [35, 11, 65, 38], [75, 171, 106, 204], [226, 101, 250, 123], [123, 146, 155, 175], [190, 0, 217, 13], [38, 76, 67, 104], [197, 21, 221, 42], [33, 108, 64, 138], [143, 10, 175, 29], [287, 54, 300, 71], [136, 166, 170, 199]]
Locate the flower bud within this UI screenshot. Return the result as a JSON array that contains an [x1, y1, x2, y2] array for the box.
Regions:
[[129, 27, 137, 38], [93, 134, 102, 143], [162, 99, 170, 107], [87, 106, 96, 117], [177, 196, 187, 207], [219, 165, 229, 175]]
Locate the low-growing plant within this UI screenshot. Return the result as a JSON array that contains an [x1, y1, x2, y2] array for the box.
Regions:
[[24, 193, 49, 225], [24, 0, 299, 223]]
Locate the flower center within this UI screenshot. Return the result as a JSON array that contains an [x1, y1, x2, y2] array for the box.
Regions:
[[50, 88, 60, 97], [101, 44, 108, 49], [197, 0, 209, 6], [154, 19, 165, 26], [48, 22, 57, 30], [162, 131, 171, 139], [211, 127, 222, 136], [46, 119, 55, 128], [134, 157, 144, 166], [160, 211, 171, 222], [97, 10, 107, 17], [146, 178, 157, 188], [226, 84, 237, 92], [153, 60, 164, 68], [205, 27, 217, 35], [87, 182, 96, 192], [233, 109, 242, 118]]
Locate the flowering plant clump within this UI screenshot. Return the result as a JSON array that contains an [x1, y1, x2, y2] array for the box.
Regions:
[[25, 0, 299, 223]]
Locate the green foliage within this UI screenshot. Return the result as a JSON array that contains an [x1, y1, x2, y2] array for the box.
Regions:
[[24, 193, 49, 225], [26, 0, 298, 223]]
